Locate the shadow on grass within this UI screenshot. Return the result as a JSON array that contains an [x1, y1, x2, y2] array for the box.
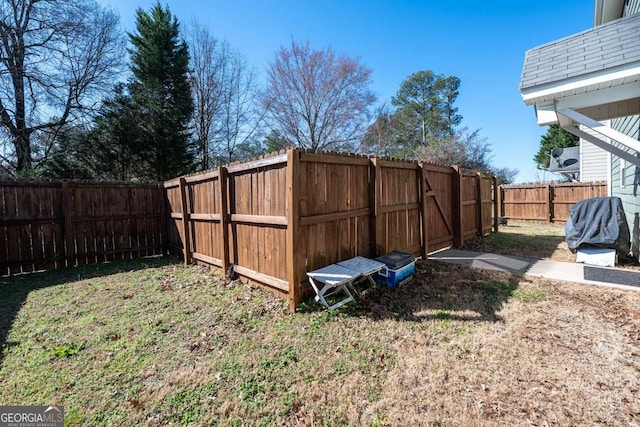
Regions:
[[299, 260, 520, 322], [0, 255, 179, 365], [461, 224, 566, 260]]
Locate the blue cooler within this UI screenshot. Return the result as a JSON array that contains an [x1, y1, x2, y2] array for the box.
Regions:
[[374, 251, 415, 289]]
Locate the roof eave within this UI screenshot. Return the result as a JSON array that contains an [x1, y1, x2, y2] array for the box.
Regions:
[[521, 62, 640, 106], [594, 0, 625, 26]]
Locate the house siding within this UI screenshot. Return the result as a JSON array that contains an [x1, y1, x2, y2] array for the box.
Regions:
[[623, 0, 640, 16], [610, 3, 640, 258], [580, 126, 610, 182], [611, 115, 640, 258]]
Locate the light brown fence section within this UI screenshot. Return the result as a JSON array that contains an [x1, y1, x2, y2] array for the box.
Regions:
[[163, 179, 186, 256], [297, 152, 373, 273], [423, 164, 455, 252], [479, 174, 495, 236], [374, 159, 423, 258], [500, 182, 607, 222], [460, 170, 481, 243], [1, 181, 164, 276], [164, 149, 497, 311], [228, 155, 289, 295]]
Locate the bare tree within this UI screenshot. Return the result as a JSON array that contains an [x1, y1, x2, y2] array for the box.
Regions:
[[187, 21, 262, 169], [215, 52, 263, 165], [261, 40, 376, 152], [361, 103, 400, 157], [0, 0, 124, 175], [416, 127, 518, 183]]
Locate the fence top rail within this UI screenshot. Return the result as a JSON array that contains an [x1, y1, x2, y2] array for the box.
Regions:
[[227, 153, 288, 174], [502, 181, 606, 189], [421, 163, 454, 173], [0, 180, 161, 189], [160, 147, 499, 187], [184, 169, 220, 184], [0, 180, 62, 188], [299, 151, 370, 165], [164, 179, 180, 189], [376, 159, 420, 170]]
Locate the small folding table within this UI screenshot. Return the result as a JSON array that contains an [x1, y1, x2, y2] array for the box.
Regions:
[[307, 256, 386, 310]]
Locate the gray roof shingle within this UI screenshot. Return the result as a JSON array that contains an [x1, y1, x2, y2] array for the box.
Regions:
[[520, 13, 640, 91]]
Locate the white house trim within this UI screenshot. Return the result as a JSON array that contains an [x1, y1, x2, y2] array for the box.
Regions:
[[522, 63, 640, 106], [557, 108, 640, 166]]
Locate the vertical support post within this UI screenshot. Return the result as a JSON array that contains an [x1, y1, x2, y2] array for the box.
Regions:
[[418, 163, 428, 259], [61, 182, 75, 267], [492, 177, 499, 233], [369, 158, 379, 257], [452, 166, 464, 248], [179, 177, 191, 265], [476, 172, 483, 236], [286, 149, 301, 313], [159, 182, 168, 255], [546, 183, 552, 223], [219, 167, 231, 277]]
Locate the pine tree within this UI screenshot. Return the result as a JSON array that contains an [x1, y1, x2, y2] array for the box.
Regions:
[[128, 2, 194, 181]]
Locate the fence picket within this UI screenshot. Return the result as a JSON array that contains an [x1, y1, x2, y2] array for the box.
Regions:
[[501, 182, 607, 222]]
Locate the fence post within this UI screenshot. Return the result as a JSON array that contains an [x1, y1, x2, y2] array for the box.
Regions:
[[286, 149, 301, 312], [179, 177, 191, 265], [159, 182, 168, 255], [370, 157, 380, 256], [419, 163, 428, 258], [219, 167, 230, 277], [452, 166, 463, 248], [476, 172, 483, 236], [61, 182, 75, 267], [492, 177, 499, 233], [546, 183, 553, 223]]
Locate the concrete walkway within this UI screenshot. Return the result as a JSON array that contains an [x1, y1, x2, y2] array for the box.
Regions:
[[429, 249, 640, 292]]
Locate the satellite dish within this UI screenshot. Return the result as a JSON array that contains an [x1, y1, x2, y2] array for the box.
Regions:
[[547, 146, 580, 173], [551, 147, 564, 158]]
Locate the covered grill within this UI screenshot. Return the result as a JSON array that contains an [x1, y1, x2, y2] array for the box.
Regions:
[[565, 197, 630, 257]]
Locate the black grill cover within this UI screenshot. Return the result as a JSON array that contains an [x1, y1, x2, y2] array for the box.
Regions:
[[565, 196, 630, 256]]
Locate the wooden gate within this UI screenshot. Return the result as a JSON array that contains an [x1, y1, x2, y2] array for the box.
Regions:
[[422, 164, 456, 253]]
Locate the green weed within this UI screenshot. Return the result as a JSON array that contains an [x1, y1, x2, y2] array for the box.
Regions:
[[50, 342, 84, 358], [513, 287, 547, 303]]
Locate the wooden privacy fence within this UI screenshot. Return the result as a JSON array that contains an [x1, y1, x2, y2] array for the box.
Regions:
[[0, 181, 164, 276], [500, 182, 607, 223], [166, 149, 497, 311]]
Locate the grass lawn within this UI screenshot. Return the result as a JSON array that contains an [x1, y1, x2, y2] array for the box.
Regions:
[[1, 231, 640, 425], [462, 221, 574, 262]]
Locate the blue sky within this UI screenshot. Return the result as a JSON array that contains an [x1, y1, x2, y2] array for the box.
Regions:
[[98, 0, 595, 183]]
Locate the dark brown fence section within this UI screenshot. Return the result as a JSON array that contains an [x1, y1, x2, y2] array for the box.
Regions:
[[1, 181, 164, 276], [500, 182, 607, 223], [166, 149, 497, 311], [1, 182, 64, 274]]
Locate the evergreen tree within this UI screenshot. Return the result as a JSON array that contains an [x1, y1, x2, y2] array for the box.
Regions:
[[128, 3, 194, 181], [390, 70, 462, 149], [533, 125, 579, 169], [90, 84, 143, 181], [29, 125, 96, 180]]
